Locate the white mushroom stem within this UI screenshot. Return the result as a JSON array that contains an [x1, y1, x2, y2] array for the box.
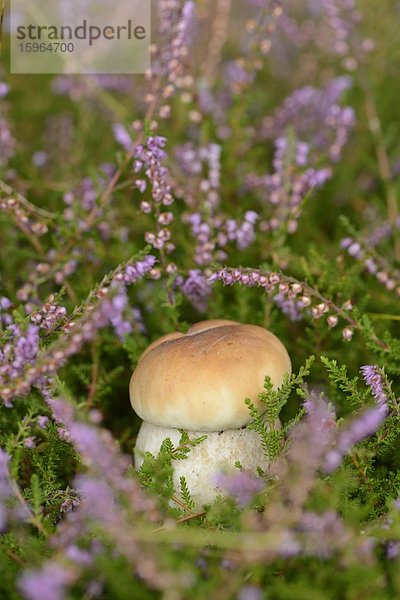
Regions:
[[134, 421, 269, 507]]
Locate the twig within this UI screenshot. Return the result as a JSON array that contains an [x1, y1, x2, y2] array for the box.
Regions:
[[176, 511, 206, 524], [11, 483, 48, 537], [171, 495, 195, 514], [4, 549, 26, 567], [0, 181, 56, 219]]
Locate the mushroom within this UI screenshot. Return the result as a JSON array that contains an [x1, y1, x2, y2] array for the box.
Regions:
[[130, 320, 291, 507]]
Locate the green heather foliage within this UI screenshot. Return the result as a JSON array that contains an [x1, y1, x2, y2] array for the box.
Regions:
[[1, 0, 400, 598]]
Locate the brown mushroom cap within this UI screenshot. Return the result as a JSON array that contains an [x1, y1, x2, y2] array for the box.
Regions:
[[129, 322, 291, 431]]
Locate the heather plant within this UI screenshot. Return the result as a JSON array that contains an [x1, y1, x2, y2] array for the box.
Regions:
[[2, 0, 400, 598]]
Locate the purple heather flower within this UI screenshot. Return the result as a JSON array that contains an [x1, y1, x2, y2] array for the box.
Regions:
[[325, 406, 386, 473], [37, 416, 49, 429], [0, 324, 40, 405], [298, 510, 352, 558], [0, 255, 158, 404], [247, 134, 333, 234], [225, 61, 254, 90], [156, 0, 195, 92], [348, 241, 363, 258], [181, 270, 212, 312], [237, 585, 262, 600], [19, 562, 73, 600], [262, 78, 355, 162], [303, 394, 336, 435], [0, 297, 12, 310], [105, 284, 132, 342], [24, 437, 36, 449], [387, 541, 400, 560], [112, 123, 133, 151], [64, 544, 93, 566], [122, 255, 157, 284], [364, 257, 378, 274], [278, 530, 302, 557], [273, 292, 304, 321], [134, 137, 174, 214], [0, 82, 9, 97], [214, 470, 264, 506], [32, 151, 48, 168], [360, 365, 388, 411], [340, 237, 353, 249]]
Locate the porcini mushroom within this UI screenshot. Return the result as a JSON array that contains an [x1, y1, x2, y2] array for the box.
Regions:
[[130, 320, 291, 507]]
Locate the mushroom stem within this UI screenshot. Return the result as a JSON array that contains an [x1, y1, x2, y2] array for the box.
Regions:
[[134, 421, 269, 507]]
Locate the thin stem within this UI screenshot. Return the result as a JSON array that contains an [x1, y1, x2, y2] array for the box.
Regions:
[[11, 483, 48, 537], [176, 511, 206, 524], [0, 181, 56, 219], [171, 495, 194, 514], [4, 549, 26, 567]]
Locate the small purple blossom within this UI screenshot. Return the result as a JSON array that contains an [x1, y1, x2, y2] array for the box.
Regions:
[[32, 151, 48, 168], [181, 270, 212, 312], [237, 585, 262, 600], [0, 324, 40, 406], [112, 123, 133, 151], [155, 0, 195, 97], [19, 562, 73, 600], [262, 78, 355, 162], [361, 365, 389, 411], [37, 416, 49, 429], [24, 437, 36, 449], [0, 82, 9, 97], [214, 470, 264, 506], [247, 135, 332, 234], [387, 541, 400, 560], [64, 545, 93, 566], [75, 476, 116, 522], [0, 255, 156, 404], [273, 292, 304, 321], [325, 406, 387, 473], [123, 255, 157, 284]]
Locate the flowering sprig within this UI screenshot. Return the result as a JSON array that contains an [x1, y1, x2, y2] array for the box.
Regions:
[[133, 136, 176, 264], [261, 78, 355, 163], [18, 398, 168, 600], [180, 269, 212, 313], [324, 406, 387, 472], [0, 449, 46, 536], [214, 470, 264, 507], [360, 365, 398, 414], [247, 134, 332, 236], [149, 1, 196, 120], [341, 231, 400, 296], [0, 198, 49, 238], [209, 265, 359, 340], [259, 0, 373, 74], [0, 254, 156, 405]]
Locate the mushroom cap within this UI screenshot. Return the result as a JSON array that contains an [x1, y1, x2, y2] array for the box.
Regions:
[[130, 321, 291, 431]]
